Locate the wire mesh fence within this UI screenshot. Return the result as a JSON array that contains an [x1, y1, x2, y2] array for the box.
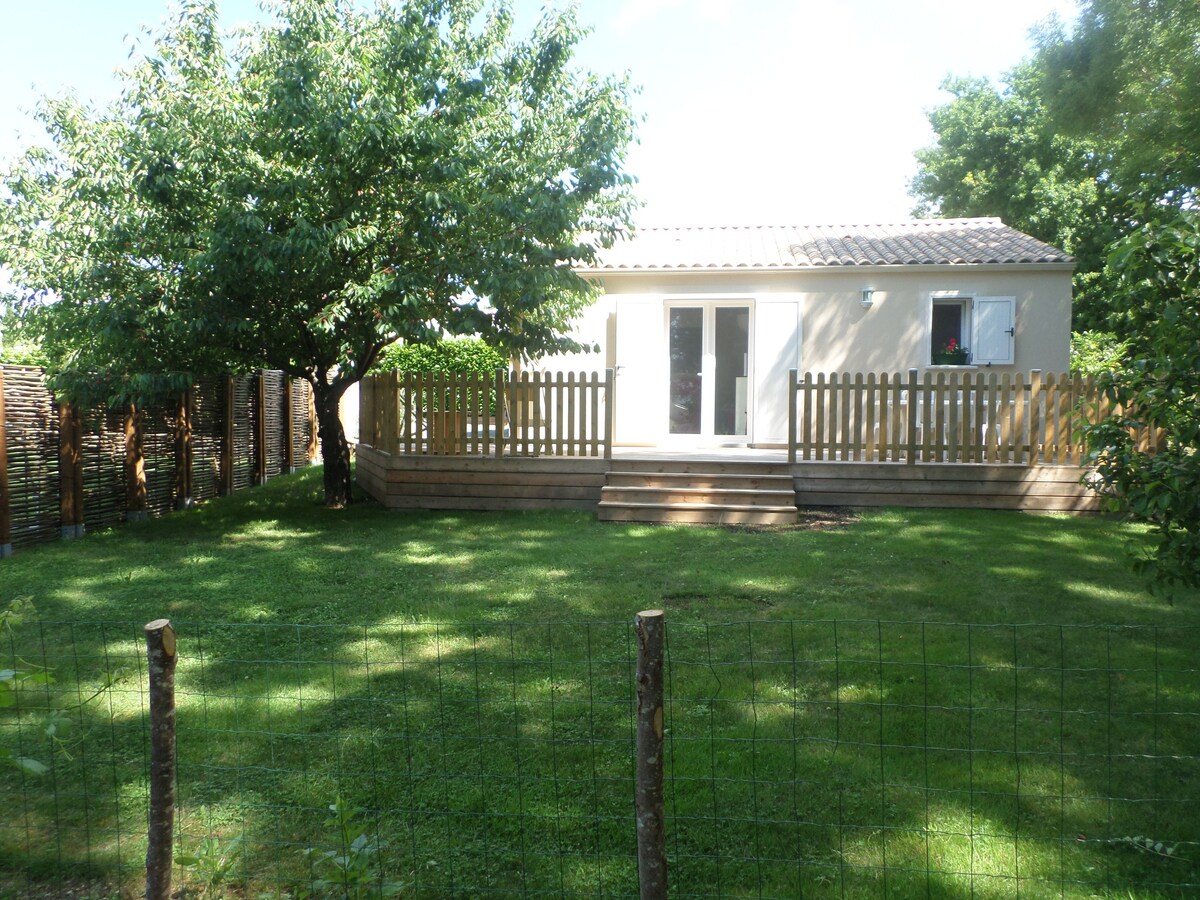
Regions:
[[2, 614, 1198, 897]]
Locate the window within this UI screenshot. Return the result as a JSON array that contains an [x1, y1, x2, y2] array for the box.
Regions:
[[930, 295, 1015, 365], [931, 298, 969, 363]]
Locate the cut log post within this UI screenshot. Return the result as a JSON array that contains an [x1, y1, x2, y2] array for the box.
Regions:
[[144, 619, 177, 900], [635, 609, 667, 900], [0, 367, 11, 558]]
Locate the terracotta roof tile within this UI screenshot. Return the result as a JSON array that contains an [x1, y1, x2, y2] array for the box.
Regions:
[[585, 219, 1072, 270]]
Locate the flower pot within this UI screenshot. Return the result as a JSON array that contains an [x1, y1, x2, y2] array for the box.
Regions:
[[932, 351, 969, 365]]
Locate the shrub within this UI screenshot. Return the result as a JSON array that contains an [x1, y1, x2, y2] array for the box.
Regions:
[[370, 339, 509, 414], [370, 339, 506, 376], [1071, 330, 1129, 375]]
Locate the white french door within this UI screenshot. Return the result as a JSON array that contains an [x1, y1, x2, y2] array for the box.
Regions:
[[666, 302, 751, 440]]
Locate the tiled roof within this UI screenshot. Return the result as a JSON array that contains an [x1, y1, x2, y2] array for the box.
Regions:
[[584, 219, 1072, 271]]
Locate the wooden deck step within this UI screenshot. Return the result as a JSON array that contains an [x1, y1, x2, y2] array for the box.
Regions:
[[601, 486, 795, 507], [605, 471, 794, 490], [599, 466, 798, 525], [614, 459, 795, 477]]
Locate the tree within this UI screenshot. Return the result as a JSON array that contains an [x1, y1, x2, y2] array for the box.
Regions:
[[1036, 0, 1200, 209], [910, 65, 1131, 328], [911, 0, 1200, 592], [1082, 212, 1200, 595], [0, 0, 638, 506]]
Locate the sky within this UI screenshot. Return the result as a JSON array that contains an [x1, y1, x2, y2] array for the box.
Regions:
[[0, 0, 1079, 228]]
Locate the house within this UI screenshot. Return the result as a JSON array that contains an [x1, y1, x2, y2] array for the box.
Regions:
[[541, 218, 1072, 448]]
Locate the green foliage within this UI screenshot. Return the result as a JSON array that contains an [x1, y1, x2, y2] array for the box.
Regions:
[[370, 338, 507, 376], [1, 598, 57, 776], [1104, 835, 1186, 862], [299, 798, 402, 898], [910, 65, 1130, 327], [1082, 213, 1200, 595], [1, 597, 126, 777], [371, 338, 509, 413], [176, 835, 244, 898], [1070, 330, 1129, 376], [0, 339, 46, 368], [0, 0, 637, 502], [0, 305, 45, 366], [1036, 0, 1200, 208], [912, 0, 1200, 330]]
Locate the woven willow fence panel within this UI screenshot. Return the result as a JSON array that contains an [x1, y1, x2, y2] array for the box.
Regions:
[[1, 365, 60, 548], [0, 366, 315, 554]]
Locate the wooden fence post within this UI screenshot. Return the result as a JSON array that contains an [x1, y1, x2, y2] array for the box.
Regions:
[[905, 368, 919, 465], [124, 403, 148, 522], [635, 609, 667, 900], [604, 368, 615, 460], [386, 370, 400, 456], [1029, 370, 1043, 466], [284, 378, 296, 473], [58, 400, 84, 538], [220, 376, 235, 495], [144, 619, 177, 900], [175, 389, 194, 509], [0, 367, 11, 558], [497, 368, 507, 458], [255, 371, 268, 485], [306, 383, 319, 464]]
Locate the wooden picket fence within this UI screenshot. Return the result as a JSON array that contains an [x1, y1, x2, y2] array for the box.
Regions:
[[787, 369, 1158, 465], [0, 366, 316, 556], [360, 369, 614, 459]]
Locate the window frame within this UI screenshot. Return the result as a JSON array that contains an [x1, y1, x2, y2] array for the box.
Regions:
[[929, 292, 975, 366]]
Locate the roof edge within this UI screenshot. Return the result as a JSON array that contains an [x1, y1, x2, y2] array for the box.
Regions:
[[576, 261, 1077, 276]]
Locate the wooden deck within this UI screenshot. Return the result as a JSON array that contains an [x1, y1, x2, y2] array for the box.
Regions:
[[356, 444, 1101, 516]]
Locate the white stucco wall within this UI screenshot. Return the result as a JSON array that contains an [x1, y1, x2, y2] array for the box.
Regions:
[[541, 264, 1071, 447]]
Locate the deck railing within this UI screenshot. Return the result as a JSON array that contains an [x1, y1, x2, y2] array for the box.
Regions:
[[787, 369, 1158, 465], [360, 369, 614, 458]]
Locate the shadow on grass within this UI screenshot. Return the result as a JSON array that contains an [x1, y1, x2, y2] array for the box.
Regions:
[[2, 467, 1198, 896]]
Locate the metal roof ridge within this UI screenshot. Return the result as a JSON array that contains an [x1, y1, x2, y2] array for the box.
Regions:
[[630, 218, 1007, 232]]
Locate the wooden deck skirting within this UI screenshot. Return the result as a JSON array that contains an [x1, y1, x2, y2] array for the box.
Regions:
[[356, 445, 1101, 514], [356, 444, 609, 511], [791, 461, 1101, 513]]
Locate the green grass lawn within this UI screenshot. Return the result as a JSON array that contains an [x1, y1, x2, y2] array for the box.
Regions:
[[1, 466, 1197, 898]]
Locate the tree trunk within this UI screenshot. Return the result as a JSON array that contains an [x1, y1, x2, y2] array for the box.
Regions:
[[313, 383, 353, 508]]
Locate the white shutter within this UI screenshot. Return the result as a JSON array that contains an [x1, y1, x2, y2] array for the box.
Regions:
[[972, 297, 1015, 364]]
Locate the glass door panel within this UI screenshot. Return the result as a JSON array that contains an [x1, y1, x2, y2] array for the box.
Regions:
[[714, 307, 749, 436], [668, 307, 703, 434]]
